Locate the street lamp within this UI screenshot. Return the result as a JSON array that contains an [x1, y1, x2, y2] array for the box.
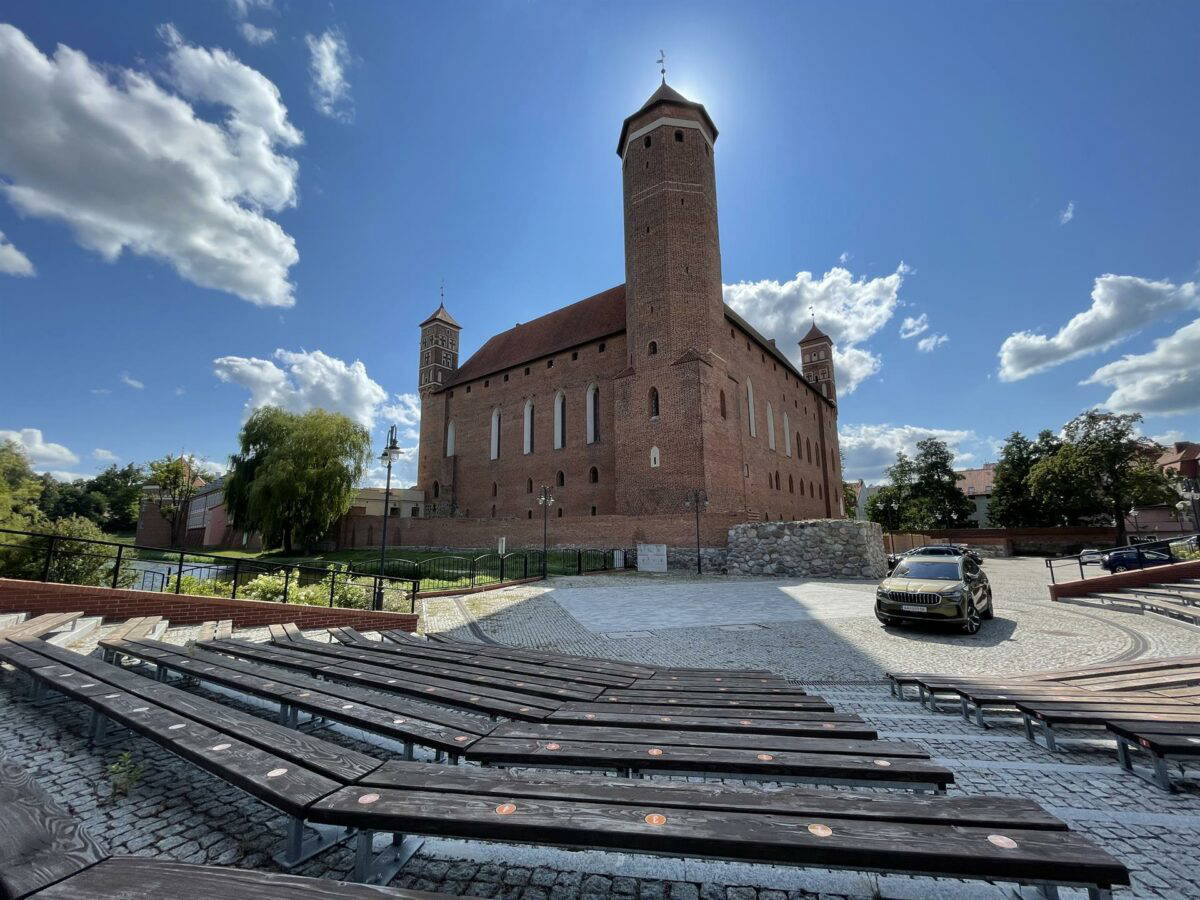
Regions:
[[1129, 507, 1141, 541], [537, 486, 554, 576], [1176, 500, 1191, 533], [682, 489, 709, 575], [375, 425, 401, 610]]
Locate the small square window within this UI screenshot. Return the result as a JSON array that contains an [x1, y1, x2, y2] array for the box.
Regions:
[[571, 351, 578, 361], [466, 385, 471, 393], [524, 367, 530, 376], [503, 373, 509, 382], [546, 359, 554, 368], [484, 379, 489, 388], [598, 342, 606, 353]]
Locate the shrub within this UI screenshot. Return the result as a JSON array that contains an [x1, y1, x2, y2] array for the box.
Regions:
[[0, 516, 131, 587], [175, 574, 233, 598]]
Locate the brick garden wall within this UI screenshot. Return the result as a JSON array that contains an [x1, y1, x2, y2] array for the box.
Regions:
[[0, 578, 418, 633]]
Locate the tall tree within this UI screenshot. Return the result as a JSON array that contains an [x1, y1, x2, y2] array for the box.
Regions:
[[225, 407, 371, 553], [87, 464, 145, 532], [147, 454, 215, 547], [904, 437, 977, 530], [988, 432, 1038, 527], [0, 440, 44, 530]]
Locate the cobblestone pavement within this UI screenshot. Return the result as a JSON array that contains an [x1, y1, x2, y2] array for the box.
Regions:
[[3, 558, 1200, 898]]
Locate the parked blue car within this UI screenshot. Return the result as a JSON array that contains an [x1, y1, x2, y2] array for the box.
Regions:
[[1101, 547, 1173, 573]]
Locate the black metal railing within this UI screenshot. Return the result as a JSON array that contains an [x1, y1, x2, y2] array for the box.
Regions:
[[1045, 531, 1200, 585], [0, 527, 629, 608], [0, 527, 418, 614]]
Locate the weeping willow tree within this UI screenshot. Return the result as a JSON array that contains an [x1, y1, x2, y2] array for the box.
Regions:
[[225, 407, 372, 553]]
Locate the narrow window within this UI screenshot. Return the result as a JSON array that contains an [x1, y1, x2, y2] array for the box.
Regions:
[[789, 474, 794, 494], [775, 470, 781, 491], [527, 510, 532, 519], [523, 398, 535, 454], [648, 341, 658, 356], [586, 383, 599, 444], [719, 390, 726, 419], [648, 387, 660, 419], [490, 505, 496, 518], [746, 378, 757, 437], [674, 129, 683, 142], [556, 470, 565, 487], [650, 446, 661, 468], [644, 135, 652, 148], [590, 505, 597, 516], [783, 413, 792, 457], [445, 421, 456, 457], [491, 482, 497, 497], [598, 342, 606, 353], [490, 408, 502, 460], [557, 507, 563, 518], [589, 466, 598, 484], [432, 480, 440, 499], [527, 478, 533, 493], [766, 402, 776, 450], [571, 351, 578, 361], [553, 391, 566, 449], [806, 437, 812, 464]]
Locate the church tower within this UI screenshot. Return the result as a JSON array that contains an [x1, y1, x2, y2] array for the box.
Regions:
[[612, 79, 724, 515], [418, 301, 461, 394], [800, 322, 836, 403]]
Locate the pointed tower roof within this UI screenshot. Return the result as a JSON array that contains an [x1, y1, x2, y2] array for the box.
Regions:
[[420, 303, 461, 329], [800, 321, 830, 343], [617, 81, 718, 155]]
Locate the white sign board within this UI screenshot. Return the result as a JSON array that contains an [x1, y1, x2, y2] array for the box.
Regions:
[[637, 543, 668, 572]]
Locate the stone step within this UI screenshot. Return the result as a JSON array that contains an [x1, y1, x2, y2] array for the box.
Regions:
[[45, 616, 103, 648], [0, 612, 28, 630]]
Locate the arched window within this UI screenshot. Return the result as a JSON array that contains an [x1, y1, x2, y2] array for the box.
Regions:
[[556, 470, 565, 487], [719, 390, 726, 419], [746, 378, 757, 437], [806, 437, 812, 464], [789, 474, 794, 493], [766, 402, 776, 450], [799, 479, 805, 497], [445, 421, 456, 457], [586, 384, 599, 444], [553, 391, 566, 449], [490, 408, 501, 460], [432, 480, 440, 499], [557, 507, 563, 518], [523, 399, 534, 455], [527, 478, 533, 493], [783, 413, 791, 457], [650, 446, 661, 468], [589, 466, 599, 484], [648, 341, 658, 356], [648, 387, 660, 419], [795, 432, 801, 460], [775, 470, 780, 490]]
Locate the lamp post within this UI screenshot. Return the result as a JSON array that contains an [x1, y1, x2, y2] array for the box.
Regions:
[[682, 489, 709, 575], [1129, 508, 1141, 542], [1176, 500, 1191, 534], [375, 425, 401, 610], [537, 486, 554, 576]]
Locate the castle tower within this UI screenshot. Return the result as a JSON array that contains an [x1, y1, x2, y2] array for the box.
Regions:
[[612, 81, 723, 515], [418, 302, 461, 394], [800, 321, 836, 403]]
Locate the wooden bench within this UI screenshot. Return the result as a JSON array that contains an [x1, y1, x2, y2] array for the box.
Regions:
[[104, 636, 489, 758], [199, 639, 559, 720], [463, 736, 954, 792], [0, 756, 463, 899], [594, 690, 825, 710], [1016, 699, 1200, 752], [1107, 720, 1200, 791], [547, 707, 875, 738], [0, 612, 84, 645], [0, 638, 381, 870], [308, 760, 1127, 898], [955, 686, 1192, 728]]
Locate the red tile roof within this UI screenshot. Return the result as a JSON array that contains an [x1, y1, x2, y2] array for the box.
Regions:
[[1158, 442, 1200, 466], [444, 285, 627, 388], [956, 463, 997, 497], [617, 82, 718, 155]]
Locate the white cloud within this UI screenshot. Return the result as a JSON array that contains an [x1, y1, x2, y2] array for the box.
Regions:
[[917, 333, 949, 353], [0, 427, 79, 468], [238, 23, 276, 45], [1083, 316, 1200, 416], [228, 0, 274, 17], [305, 29, 352, 121], [214, 348, 388, 428], [120, 372, 144, 389], [381, 392, 422, 442], [89, 388, 111, 395], [0, 230, 34, 276], [899, 314, 928, 339], [838, 251, 851, 265], [0, 23, 301, 307], [839, 423, 977, 483], [1149, 429, 1186, 446], [997, 274, 1199, 381], [92, 448, 118, 462], [174, 386, 186, 396], [1058, 201, 1075, 225], [724, 263, 909, 394]]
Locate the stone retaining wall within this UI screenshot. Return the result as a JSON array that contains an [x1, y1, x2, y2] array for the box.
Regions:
[[726, 520, 886, 579]]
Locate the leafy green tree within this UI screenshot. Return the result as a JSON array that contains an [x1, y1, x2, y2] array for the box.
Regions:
[[87, 464, 145, 532], [989, 430, 1061, 527], [147, 454, 217, 547], [2, 515, 121, 586], [0, 440, 45, 530], [1026, 444, 1105, 526], [903, 438, 977, 530], [864, 485, 904, 531], [225, 407, 372, 553], [36, 475, 108, 525]]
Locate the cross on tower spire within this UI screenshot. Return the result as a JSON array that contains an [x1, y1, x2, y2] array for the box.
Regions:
[[657, 49, 666, 83]]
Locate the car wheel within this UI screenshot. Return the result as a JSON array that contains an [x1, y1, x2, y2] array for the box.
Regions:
[[961, 600, 981, 635], [981, 591, 994, 620], [1112, 565, 1127, 573]]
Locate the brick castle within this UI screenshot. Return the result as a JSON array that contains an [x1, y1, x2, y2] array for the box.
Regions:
[[412, 81, 842, 547]]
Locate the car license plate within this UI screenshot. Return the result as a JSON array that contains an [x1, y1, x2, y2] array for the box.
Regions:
[[900, 604, 927, 612]]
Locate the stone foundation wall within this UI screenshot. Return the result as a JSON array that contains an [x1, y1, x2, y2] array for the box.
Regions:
[[726, 520, 886, 579]]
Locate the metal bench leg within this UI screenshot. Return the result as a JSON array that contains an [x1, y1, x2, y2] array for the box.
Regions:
[[1022, 714, 1036, 743], [1034, 883, 1061, 899], [402, 741, 414, 761], [273, 816, 352, 870], [1151, 754, 1174, 792], [352, 829, 424, 885], [1042, 722, 1058, 753], [277, 702, 290, 725], [1115, 738, 1133, 771], [435, 749, 446, 763]]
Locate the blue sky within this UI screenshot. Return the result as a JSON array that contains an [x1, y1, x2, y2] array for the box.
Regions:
[[1, 0, 1197, 487]]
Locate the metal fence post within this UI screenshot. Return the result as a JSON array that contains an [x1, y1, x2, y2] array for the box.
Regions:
[[231, 560, 241, 599], [40, 535, 57, 582], [175, 551, 184, 594], [282, 568, 291, 603], [329, 568, 337, 607], [111, 544, 124, 589], [576, 549, 582, 575], [470, 558, 477, 589]]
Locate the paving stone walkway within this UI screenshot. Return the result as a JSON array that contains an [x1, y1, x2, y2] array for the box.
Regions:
[[4, 557, 1200, 897]]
